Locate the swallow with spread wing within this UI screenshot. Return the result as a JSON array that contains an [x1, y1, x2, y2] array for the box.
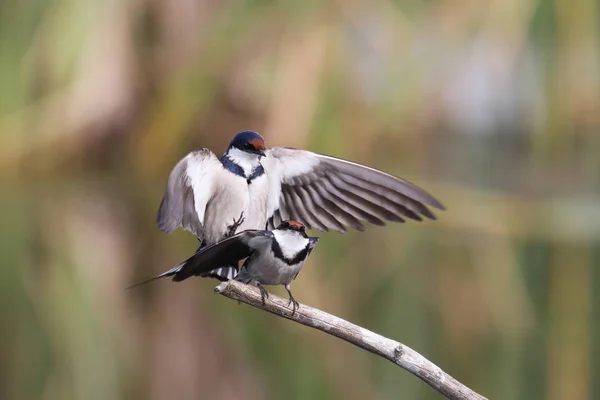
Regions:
[[157, 130, 443, 279]]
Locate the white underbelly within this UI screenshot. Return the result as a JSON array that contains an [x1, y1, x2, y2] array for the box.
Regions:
[[240, 174, 269, 231], [202, 174, 269, 244]]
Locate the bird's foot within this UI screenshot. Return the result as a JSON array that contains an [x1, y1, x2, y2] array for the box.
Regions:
[[256, 282, 269, 306], [285, 286, 300, 316], [225, 212, 245, 238]]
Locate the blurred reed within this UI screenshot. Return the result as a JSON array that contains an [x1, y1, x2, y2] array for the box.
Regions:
[[1, 0, 599, 399]]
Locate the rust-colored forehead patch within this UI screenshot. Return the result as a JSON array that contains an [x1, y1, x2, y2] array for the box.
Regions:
[[286, 220, 304, 229], [249, 138, 265, 150]]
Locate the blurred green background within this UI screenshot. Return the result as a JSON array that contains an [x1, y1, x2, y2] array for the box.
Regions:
[[2, 0, 599, 399]]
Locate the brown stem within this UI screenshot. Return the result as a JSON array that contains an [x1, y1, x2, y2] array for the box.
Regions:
[[214, 280, 488, 400]]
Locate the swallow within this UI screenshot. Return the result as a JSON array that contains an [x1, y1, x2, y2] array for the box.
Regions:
[[157, 130, 443, 279], [129, 220, 319, 315]]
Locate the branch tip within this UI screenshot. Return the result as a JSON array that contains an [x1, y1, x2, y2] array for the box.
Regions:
[[214, 280, 487, 400]]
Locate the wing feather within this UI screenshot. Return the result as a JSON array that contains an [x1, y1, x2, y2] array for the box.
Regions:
[[156, 149, 221, 239], [172, 231, 270, 282], [310, 181, 365, 231], [320, 176, 386, 226], [263, 147, 443, 232], [336, 173, 434, 220], [128, 230, 271, 287], [320, 155, 445, 210], [326, 174, 405, 224], [278, 201, 291, 222], [296, 185, 345, 232], [282, 190, 303, 226], [283, 188, 313, 229], [331, 174, 418, 221], [289, 186, 331, 232], [269, 209, 282, 230]]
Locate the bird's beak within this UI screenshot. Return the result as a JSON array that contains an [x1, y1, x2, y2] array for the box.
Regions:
[[256, 149, 266, 157]]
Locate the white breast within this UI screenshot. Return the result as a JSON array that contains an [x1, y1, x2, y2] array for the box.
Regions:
[[202, 167, 272, 244], [227, 147, 262, 177], [242, 173, 270, 231], [202, 170, 249, 244]]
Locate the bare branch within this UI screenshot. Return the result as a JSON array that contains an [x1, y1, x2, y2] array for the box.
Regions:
[[214, 280, 488, 400]]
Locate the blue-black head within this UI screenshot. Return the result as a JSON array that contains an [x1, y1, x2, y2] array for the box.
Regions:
[[228, 130, 266, 157]]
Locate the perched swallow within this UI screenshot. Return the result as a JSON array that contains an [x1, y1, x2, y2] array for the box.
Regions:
[[157, 130, 443, 279], [130, 220, 319, 315]]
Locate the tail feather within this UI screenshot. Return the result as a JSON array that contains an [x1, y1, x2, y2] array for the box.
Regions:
[[199, 265, 238, 281], [126, 262, 239, 289], [125, 263, 184, 290], [127, 242, 243, 288]]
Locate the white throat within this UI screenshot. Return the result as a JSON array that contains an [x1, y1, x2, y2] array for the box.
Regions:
[[226, 147, 262, 177], [272, 230, 309, 260]]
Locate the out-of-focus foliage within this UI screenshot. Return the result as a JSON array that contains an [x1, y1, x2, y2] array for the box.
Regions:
[[1, 0, 599, 399]]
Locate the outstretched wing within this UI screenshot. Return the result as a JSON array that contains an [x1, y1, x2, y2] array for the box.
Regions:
[[262, 147, 444, 233], [157, 149, 222, 239], [127, 230, 273, 288], [171, 230, 272, 282]]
